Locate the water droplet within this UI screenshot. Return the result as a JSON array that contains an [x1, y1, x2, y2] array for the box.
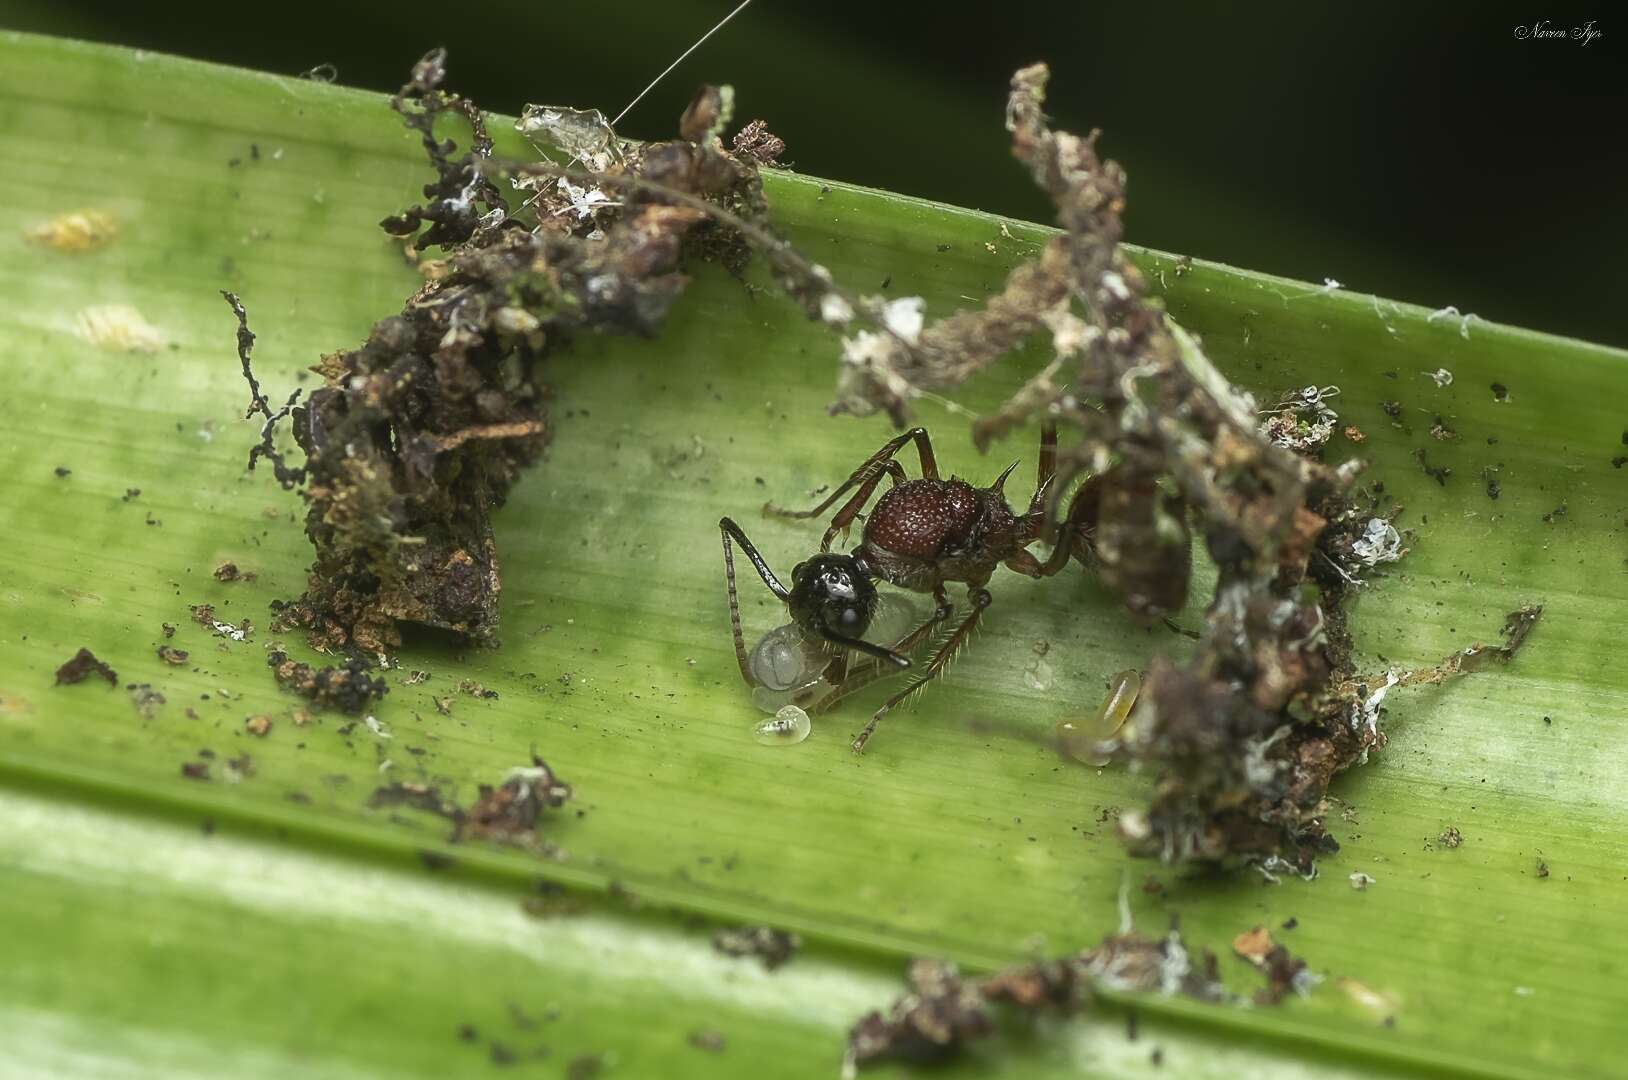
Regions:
[[1057, 669, 1141, 766], [753, 705, 811, 746]]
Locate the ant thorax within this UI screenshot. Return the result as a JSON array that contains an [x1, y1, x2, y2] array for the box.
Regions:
[[746, 592, 922, 714]]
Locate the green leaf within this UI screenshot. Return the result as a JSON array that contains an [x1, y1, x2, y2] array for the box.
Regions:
[[2, 30, 1624, 1078]]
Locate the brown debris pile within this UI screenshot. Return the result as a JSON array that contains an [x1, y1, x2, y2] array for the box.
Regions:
[[266, 649, 389, 714], [233, 51, 783, 653]]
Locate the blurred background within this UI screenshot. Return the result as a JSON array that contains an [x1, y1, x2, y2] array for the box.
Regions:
[[4, 0, 1621, 345]]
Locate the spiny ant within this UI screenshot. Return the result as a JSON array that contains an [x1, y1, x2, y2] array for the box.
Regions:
[[721, 425, 1183, 752]]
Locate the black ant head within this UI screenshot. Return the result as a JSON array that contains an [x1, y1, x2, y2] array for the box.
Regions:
[[787, 553, 878, 642]]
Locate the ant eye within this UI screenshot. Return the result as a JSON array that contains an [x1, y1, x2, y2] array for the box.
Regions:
[[791, 561, 806, 579]]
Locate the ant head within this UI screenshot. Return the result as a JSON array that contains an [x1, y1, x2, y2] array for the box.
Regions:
[[787, 553, 878, 642]]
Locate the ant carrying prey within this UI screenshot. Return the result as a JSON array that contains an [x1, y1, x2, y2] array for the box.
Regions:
[[720, 423, 1135, 753]]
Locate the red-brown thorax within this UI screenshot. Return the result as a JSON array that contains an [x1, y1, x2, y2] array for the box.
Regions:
[[857, 478, 1021, 592]]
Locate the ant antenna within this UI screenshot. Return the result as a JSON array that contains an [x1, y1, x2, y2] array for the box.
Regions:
[[612, 0, 757, 127]]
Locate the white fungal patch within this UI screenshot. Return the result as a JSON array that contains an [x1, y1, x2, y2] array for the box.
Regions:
[[1427, 367, 1454, 387], [1349, 871, 1377, 891], [74, 304, 162, 352], [881, 296, 925, 343], [363, 715, 392, 739]]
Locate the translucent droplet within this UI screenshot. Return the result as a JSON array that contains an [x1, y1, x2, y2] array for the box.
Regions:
[[748, 623, 823, 691], [1057, 669, 1141, 766], [753, 705, 811, 746]]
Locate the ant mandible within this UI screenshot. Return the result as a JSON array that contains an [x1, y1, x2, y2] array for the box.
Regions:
[[720, 423, 1094, 753]]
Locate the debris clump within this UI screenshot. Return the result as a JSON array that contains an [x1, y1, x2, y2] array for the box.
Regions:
[[712, 925, 801, 970], [233, 50, 783, 653], [266, 649, 389, 714], [845, 918, 1284, 1074], [461, 756, 575, 843], [54, 648, 117, 686], [369, 753, 574, 847]]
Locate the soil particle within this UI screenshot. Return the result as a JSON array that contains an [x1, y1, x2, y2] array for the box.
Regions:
[[266, 650, 388, 713], [181, 760, 210, 780], [213, 562, 258, 583], [127, 684, 166, 718], [687, 1030, 727, 1053], [245, 715, 274, 737], [55, 648, 117, 686], [1438, 825, 1463, 848], [157, 645, 190, 665], [712, 925, 801, 970]]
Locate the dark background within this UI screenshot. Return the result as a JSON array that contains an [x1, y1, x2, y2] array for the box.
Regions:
[[5, 0, 1623, 345]]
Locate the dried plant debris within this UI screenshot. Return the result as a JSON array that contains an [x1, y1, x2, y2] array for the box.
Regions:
[[213, 562, 258, 583], [845, 920, 1263, 1075], [1231, 925, 1318, 1005], [55, 648, 117, 686], [462, 756, 575, 843], [266, 649, 388, 714], [156, 645, 190, 666], [372, 754, 574, 847], [712, 925, 801, 970], [232, 51, 785, 653]]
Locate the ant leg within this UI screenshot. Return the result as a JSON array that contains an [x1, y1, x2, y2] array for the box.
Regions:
[[851, 587, 989, 754], [817, 459, 905, 552], [764, 427, 939, 522], [1030, 422, 1058, 516], [720, 517, 789, 685]]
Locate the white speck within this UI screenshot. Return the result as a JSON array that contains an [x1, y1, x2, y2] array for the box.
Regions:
[[881, 296, 925, 343], [272, 147, 284, 160], [1349, 871, 1377, 890], [1320, 277, 1342, 292], [1427, 305, 1480, 340], [363, 715, 392, 739], [210, 621, 248, 642], [1427, 367, 1453, 387], [1101, 271, 1131, 301], [1514, 986, 1535, 997]]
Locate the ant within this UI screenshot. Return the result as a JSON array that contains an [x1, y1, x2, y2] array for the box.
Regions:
[[720, 423, 1101, 753]]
